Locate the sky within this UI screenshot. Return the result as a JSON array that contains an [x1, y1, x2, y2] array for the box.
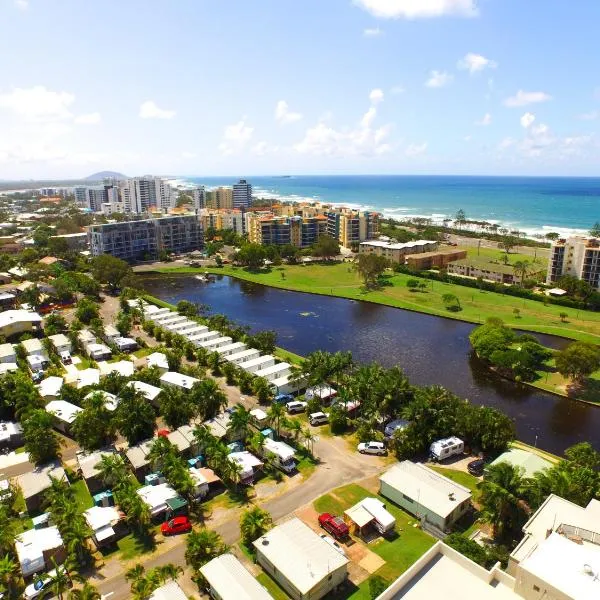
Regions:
[[1, 0, 600, 179]]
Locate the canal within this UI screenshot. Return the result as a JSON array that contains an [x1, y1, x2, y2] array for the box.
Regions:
[[138, 273, 599, 455]]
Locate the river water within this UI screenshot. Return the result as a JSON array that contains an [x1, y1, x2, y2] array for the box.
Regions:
[[138, 274, 599, 455]]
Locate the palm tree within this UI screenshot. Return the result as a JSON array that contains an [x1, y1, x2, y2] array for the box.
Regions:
[[147, 436, 175, 472], [190, 379, 227, 421], [286, 418, 303, 442], [96, 454, 130, 489], [185, 528, 229, 571], [302, 427, 316, 455], [0, 554, 19, 597], [193, 425, 218, 454], [240, 506, 273, 546], [154, 563, 183, 584], [68, 582, 101, 600], [512, 260, 531, 285], [267, 402, 286, 437], [47, 561, 71, 600], [228, 405, 251, 442], [478, 462, 530, 540]]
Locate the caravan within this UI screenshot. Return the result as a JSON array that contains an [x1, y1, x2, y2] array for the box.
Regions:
[[429, 437, 464, 462]]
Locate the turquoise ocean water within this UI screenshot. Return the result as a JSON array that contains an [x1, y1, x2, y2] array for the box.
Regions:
[[185, 175, 600, 237]]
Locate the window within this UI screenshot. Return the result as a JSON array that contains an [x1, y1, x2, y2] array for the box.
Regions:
[[402, 494, 414, 503]]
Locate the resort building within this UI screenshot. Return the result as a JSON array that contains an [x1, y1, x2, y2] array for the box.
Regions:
[[88, 215, 203, 261], [326, 208, 380, 248], [546, 236, 600, 290], [359, 240, 438, 263], [201, 208, 246, 234]]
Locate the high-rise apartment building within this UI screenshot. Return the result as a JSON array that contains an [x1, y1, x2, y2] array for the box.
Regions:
[[201, 209, 245, 234], [73, 186, 88, 206], [84, 186, 110, 212], [117, 177, 174, 214], [205, 187, 233, 210], [88, 216, 203, 262], [247, 213, 327, 248], [192, 187, 205, 212], [546, 236, 600, 289], [325, 208, 379, 248], [232, 179, 252, 209]]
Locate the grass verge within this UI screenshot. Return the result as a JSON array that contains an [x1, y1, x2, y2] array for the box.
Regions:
[[256, 573, 290, 600]]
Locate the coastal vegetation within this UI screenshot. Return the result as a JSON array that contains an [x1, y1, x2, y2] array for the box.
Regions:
[[152, 263, 600, 343]]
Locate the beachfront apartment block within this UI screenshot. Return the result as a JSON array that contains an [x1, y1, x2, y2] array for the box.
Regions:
[[246, 213, 328, 248], [232, 179, 253, 209], [88, 215, 203, 261], [201, 209, 246, 235], [546, 236, 600, 289], [205, 187, 234, 210], [326, 208, 380, 248]]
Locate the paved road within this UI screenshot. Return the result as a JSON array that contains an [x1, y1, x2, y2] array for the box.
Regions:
[[92, 435, 385, 599]]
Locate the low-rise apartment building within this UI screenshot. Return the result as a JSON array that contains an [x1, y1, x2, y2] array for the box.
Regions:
[[546, 236, 600, 289], [405, 248, 467, 270], [448, 259, 520, 284], [201, 209, 246, 235], [359, 239, 438, 263], [326, 208, 379, 248], [247, 213, 327, 248], [88, 215, 203, 261]]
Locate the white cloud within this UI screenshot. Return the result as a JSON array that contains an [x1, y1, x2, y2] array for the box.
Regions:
[[426, 70, 453, 88], [275, 100, 302, 125], [369, 88, 384, 104], [579, 110, 598, 121], [0, 86, 74, 121], [363, 27, 383, 36], [390, 85, 405, 95], [520, 112, 535, 128], [181, 151, 197, 159], [139, 100, 176, 120], [15, 0, 29, 10], [218, 119, 254, 155], [295, 91, 393, 157], [405, 142, 428, 156], [504, 90, 552, 107], [251, 141, 280, 156], [74, 112, 101, 125], [457, 53, 497, 74], [476, 113, 492, 126], [354, 0, 477, 19], [498, 137, 515, 151]]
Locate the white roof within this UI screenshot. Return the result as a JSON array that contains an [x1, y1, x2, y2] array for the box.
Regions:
[[38, 376, 64, 398], [250, 408, 268, 421], [229, 451, 263, 474], [180, 325, 208, 337], [85, 389, 118, 411], [0, 421, 22, 444], [240, 355, 275, 370], [104, 324, 119, 337], [46, 400, 82, 424], [15, 526, 63, 575], [77, 368, 100, 388], [204, 412, 231, 438], [84, 505, 121, 533], [147, 352, 169, 370], [167, 430, 191, 452], [127, 380, 162, 402], [380, 461, 472, 519], [263, 438, 295, 461], [78, 329, 96, 343], [253, 517, 348, 595], [98, 359, 135, 377], [47, 333, 70, 348], [305, 384, 337, 399], [255, 362, 291, 378], [126, 440, 153, 469], [21, 337, 44, 354], [225, 348, 260, 362], [360, 239, 435, 250], [199, 336, 232, 348], [0, 362, 18, 374], [137, 482, 178, 514], [346, 497, 395, 530], [520, 532, 600, 599], [189, 466, 209, 487], [16, 462, 66, 499], [149, 581, 188, 600], [77, 449, 116, 480], [200, 553, 274, 600], [160, 371, 200, 389], [217, 342, 246, 354], [0, 343, 16, 359], [86, 342, 111, 355]]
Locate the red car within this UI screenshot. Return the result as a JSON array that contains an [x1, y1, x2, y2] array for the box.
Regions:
[[161, 516, 192, 536], [318, 513, 349, 540]]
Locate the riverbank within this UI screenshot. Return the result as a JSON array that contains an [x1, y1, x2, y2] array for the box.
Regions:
[[149, 263, 600, 344]]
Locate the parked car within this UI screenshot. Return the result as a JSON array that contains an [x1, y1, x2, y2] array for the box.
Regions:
[[467, 458, 486, 476], [274, 393, 294, 404], [161, 515, 192, 536], [309, 412, 329, 426], [286, 400, 307, 415], [24, 567, 70, 599], [320, 533, 347, 556], [357, 441, 387, 456], [318, 512, 350, 540], [59, 351, 72, 364]]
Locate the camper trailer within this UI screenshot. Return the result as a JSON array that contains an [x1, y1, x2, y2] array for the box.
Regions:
[[429, 437, 464, 462]]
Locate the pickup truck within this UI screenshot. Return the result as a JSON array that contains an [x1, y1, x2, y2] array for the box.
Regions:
[[318, 512, 349, 540]]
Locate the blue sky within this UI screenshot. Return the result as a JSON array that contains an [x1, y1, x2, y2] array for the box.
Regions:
[[1, 0, 599, 178]]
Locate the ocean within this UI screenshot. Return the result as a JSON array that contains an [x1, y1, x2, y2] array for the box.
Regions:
[[183, 175, 600, 237]]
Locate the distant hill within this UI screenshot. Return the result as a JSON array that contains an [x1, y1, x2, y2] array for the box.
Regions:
[[86, 171, 127, 181]]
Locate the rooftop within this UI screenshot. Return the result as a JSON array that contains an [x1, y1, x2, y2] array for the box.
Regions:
[[15, 525, 64, 572], [98, 359, 134, 378], [127, 380, 162, 402], [77, 449, 116, 480], [253, 517, 348, 595], [361, 239, 435, 250], [160, 371, 200, 389], [16, 462, 66, 499], [21, 337, 44, 354], [380, 461, 472, 519], [38, 376, 64, 398], [0, 309, 41, 329], [137, 483, 178, 514], [46, 400, 82, 424], [489, 448, 552, 478], [0, 342, 16, 359], [149, 581, 188, 600]]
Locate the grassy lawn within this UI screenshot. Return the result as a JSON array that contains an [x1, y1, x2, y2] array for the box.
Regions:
[[75, 356, 94, 370], [256, 573, 290, 600], [114, 531, 157, 560], [71, 480, 94, 511], [313, 484, 435, 584], [295, 451, 319, 479], [155, 263, 600, 344], [274, 347, 303, 365], [428, 466, 480, 495], [133, 347, 155, 358], [463, 245, 549, 268]]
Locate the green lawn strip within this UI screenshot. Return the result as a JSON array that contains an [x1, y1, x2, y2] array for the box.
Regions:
[[75, 356, 94, 370], [116, 531, 157, 560], [273, 347, 303, 365], [14, 446, 26, 454], [428, 466, 480, 495], [256, 573, 290, 600], [463, 246, 549, 268], [295, 451, 319, 479], [154, 264, 600, 344], [133, 347, 155, 358], [70, 480, 94, 511]]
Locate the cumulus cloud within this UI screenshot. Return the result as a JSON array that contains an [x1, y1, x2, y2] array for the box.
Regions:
[[294, 90, 392, 157], [353, 0, 477, 19], [218, 119, 254, 155], [363, 27, 383, 36], [520, 112, 535, 128], [369, 88, 384, 104], [476, 113, 492, 126], [275, 100, 302, 125], [139, 100, 176, 120], [0, 86, 74, 121], [426, 70, 453, 88], [405, 142, 428, 156], [504, 90, 552, 108], [457, 53, 497, 74], [74, 112, 101, 125]]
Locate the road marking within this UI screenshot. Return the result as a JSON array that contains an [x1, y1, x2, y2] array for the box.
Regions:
[[101, 593, 114, 599]]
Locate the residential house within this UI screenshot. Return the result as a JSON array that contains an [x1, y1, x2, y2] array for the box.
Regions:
[[228, 451, 263, 485], [136, 483, 179, 520], [47, 334, 71, 355], [0, 310, 42, 338], [379, 461, 472, 533], [45, 400, 83, 435], [239, 355, 276, 374], [21, 337, 46, 357], [15, 526, 66, 577], [16, 462, 67, 512], [126, 380, 163, 407], [126, 439, 154, 481], [344, 497, 395, 536], [253, 517, 349, 600], [224, 348, 261, 366], [38, 376, 64, 401], [77, 368, 101, 389], [160, 371, 200, 390], [0, 421, 23, 449], [0, 342, 16, 364], [148, 581, 188, 600], [76, 449, 117, 494], [489, 448, 553, 479], [83, 505, 126, 548], [98, 359, 135, 378], [146, 352, 169, 373]]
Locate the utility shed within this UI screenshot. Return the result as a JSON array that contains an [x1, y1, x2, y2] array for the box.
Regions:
[[200, 553, 274, 600], [253, 517, 348, 600], [379, 461, 471, 532]]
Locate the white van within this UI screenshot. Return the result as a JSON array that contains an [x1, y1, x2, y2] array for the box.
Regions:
[[429, 437, 464, 462], [309, 412, 329, 426], [286, 400, 307, 415]]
